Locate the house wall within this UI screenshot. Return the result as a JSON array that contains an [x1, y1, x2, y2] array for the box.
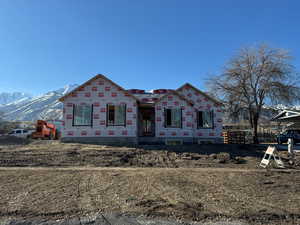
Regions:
[[61, 75, 223, 144], [155, 93, 194, 140], [61, 77, 138, 143], [177, 86, 223, 142]]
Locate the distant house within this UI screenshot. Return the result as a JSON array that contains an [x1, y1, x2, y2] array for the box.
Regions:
[[272, 109, 300, 129], [59, 74, 223, 144]]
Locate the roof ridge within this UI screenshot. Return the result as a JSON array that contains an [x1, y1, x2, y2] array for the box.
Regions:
[[59, 74, 138, 102], [176, 83, 222, 105], [154, 89, 194, 106]]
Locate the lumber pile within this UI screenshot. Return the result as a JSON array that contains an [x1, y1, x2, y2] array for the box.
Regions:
[[223, 131, 246, 144]]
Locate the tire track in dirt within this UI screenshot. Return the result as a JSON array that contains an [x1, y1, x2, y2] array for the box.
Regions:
[[0, 166, 299, 172]]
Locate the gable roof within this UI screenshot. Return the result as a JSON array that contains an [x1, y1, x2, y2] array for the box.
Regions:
[[271, 109, 300, 121], [177, 83, 222, 106], [154, 89, 194, 106], [59, 74, 139, 102]]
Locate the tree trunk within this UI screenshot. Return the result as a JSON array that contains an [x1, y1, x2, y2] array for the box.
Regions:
[[252, 114, 259, 144], [249, 109, 253, 128]]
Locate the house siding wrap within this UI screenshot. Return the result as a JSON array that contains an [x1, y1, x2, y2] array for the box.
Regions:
[[60, 74, 223, 144], [62, 76, 137, 143]]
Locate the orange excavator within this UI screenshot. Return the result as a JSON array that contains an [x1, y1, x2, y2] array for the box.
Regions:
[[31, 120, 57, 140]]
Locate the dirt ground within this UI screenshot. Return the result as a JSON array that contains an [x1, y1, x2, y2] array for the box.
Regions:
[[0, 140, 299, 224], [0, 168, 299, 224], [0, 140, 299, 169]]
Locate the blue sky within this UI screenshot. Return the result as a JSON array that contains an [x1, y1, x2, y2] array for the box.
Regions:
[[0, 0, 300, 95]]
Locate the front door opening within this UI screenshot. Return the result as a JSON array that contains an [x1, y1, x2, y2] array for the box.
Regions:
[[138, 107, 155, 137]]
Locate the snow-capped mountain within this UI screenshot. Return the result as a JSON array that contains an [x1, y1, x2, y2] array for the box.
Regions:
[[264, 104, 300, 111], [0, 84, 78, 121], [55, 84, 79, 96], [224, 104, 300, 125], [0, 92, 32, 105], [0, 84, 299, 123]]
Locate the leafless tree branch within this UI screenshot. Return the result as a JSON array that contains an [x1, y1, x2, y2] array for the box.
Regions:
[[207, 44, 300, 143]]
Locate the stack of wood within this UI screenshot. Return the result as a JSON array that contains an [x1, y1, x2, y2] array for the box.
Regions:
[[223, 131, 246, 144]]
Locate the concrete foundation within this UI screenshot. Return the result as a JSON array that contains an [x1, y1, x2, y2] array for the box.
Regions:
[[61, 137, 138, 145], [138, 137, 194, 145], [61, 136, 223, 145], [194, 137, 224, 144]]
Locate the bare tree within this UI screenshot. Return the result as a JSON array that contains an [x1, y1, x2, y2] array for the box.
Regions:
[[208, 44, 300, 143]]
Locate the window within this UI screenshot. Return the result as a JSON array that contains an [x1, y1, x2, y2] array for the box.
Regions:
[[197, 110, 214, 128], [164, 108, 182, 128], [16, 130, 22, 134], [107, 104, 126, 126], [73, 104, 93, 126]]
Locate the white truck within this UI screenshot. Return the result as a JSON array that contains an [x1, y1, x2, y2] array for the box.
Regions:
[[7, 129, 34, 139]]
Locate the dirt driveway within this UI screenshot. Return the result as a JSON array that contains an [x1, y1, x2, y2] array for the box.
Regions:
[[0, 140, 299, 224], [0, 213, 251, 225], [0, 167, 299, 225]]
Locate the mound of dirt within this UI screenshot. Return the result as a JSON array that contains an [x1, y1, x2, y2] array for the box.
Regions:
[[0, 142, 272, 168]]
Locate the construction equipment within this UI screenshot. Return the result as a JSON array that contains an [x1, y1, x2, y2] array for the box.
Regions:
[[31, 120, 57, 140]]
